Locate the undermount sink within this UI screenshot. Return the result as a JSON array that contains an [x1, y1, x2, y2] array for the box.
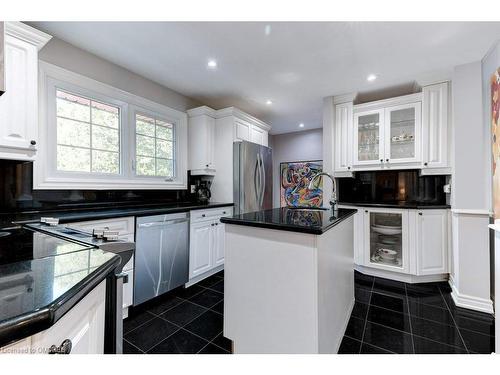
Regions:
[[285, 206, 329, 211]]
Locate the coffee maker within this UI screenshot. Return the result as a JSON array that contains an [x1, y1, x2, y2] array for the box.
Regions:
[[194, 180, 212, 204]]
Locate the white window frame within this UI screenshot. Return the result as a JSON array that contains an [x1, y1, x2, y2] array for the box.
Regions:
[[35, 62, 187, 190], [131, 106, 177, 180]]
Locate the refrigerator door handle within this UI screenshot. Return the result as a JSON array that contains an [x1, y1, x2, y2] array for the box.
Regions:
[[259, 153, 266, 207], [254, 154, 261, 205]]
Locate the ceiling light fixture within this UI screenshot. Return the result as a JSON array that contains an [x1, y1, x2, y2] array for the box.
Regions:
[[367, 74, 377, 82], [299, 123, 305, 128], [266, 100, 273, 105], [207, 59, 217, 69]]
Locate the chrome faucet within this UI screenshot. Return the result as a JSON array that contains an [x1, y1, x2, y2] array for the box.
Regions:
[[308, 172, 338, 213]]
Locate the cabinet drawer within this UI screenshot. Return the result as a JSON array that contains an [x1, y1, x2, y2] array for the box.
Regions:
[[190, 207, 233, 223], [67, 217, 135, 235]]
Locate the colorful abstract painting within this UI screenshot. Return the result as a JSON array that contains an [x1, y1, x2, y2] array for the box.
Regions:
[[492, 67, 500, 219], [280, 160, 323, 207]]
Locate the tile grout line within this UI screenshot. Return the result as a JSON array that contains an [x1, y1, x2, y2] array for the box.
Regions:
[[438, 286, 470, 353], [123, 338, 145, 354], [404, 283, 416, 354], [358, 276, 374, 353]]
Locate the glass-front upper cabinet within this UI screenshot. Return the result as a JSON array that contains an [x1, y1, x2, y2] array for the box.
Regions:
[[384, 102, 421, 164], [364, 208, 409, 273], [353, 109, 385, 166]]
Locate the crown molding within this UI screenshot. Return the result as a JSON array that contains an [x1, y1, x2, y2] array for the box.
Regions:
[[5, 22, 52, 50], [215, 106, 271, 131], [187, 105, 217, 118]]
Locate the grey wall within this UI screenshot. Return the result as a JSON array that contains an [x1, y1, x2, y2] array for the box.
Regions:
[[270, 128, 323, 207], [38, 37, 200, 112], [451, 61, 489, 210]]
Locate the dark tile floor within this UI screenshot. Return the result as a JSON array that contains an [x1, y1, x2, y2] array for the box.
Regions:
[[123, 270, 495, 354], [339, 271, 495, 354], [123, 271, 231, 354]]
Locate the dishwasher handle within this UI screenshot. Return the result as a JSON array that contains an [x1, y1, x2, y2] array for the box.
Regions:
[[138, 218, 188, 228]]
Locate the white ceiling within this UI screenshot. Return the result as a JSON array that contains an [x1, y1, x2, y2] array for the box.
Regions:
[[30, 22, 500, 134]]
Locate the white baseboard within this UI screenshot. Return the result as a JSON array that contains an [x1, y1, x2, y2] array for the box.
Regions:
[[185, 265, 224, 288], [448, 278, 494, 314], [354, 265, 447, 283]]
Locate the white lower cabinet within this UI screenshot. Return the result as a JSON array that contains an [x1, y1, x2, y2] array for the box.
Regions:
[[1, 280, 106, 354], [413, 210, 449, 275], [188, 207, 232, 283], [341, 205, 448, 280]]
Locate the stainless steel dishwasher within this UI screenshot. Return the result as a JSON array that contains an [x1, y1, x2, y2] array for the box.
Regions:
[[134, 212, 189, 305]]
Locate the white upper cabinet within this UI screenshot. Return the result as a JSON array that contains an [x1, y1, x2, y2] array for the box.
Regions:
[[0, 22, 51, 161], [384, 102, 421, 165], [353, 108, 385, 167], [421, 82, 450, 174], [187, 106, 216, 176], [334, 101, 353, 173], [216, 107, 270, 147], [353, 94, 422, 170]]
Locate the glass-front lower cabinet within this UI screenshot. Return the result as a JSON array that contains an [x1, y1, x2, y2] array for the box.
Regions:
[[363, 208, 409, 273]]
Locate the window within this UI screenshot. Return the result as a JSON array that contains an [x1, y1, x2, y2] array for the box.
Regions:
[[135, 113, 175, 178], [37, 62, 188, 190], [56, 89, 120, 174]]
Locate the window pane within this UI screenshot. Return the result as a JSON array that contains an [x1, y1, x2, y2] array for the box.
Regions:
[[136, 156, 155, 176], [156, 124, 173, 140], [136, 114, 155, 135], [92, 125, 119, 152], [56, 91, 90, 122], [57, 145, 90, 172], [57, 118, 90, 148], [156, 139, 173, 159], [92, 101, 119, 128], [136, 134, 155, 156], [92, 150, 119, 174], [156, 158, 173, 177]]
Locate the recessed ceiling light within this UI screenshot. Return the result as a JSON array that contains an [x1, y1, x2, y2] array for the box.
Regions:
[[367, 74, 377, 82], [266, 100, 273, 105], [264, 25, 272, 36], [299, 123, 305, 128], [207, 59, 217, 69]]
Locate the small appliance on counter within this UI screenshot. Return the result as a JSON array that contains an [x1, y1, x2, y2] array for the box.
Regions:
[[194, 180, 212, 204]]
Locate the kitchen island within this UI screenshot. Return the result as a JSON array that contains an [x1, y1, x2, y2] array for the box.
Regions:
[[220, 207, 356, 354]]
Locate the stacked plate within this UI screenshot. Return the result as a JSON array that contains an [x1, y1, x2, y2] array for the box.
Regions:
[[371, 224, 402, 235]]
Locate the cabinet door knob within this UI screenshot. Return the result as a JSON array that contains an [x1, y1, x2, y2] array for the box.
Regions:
[[206, 164, 209, 167], [202, 214, 206, 217], [30, 140, 36, 146], [424, 162, 428, 166], [386, 158, 389, 162], [365, 210, 368, 213], [48, 339, 72, 354], [347, 166, 351, 170], [418, 212, 423, 216], [380, 159, 383, 163]]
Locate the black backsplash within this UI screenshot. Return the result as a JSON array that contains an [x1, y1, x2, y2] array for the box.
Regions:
[[0, 159, 193, 213], [337, 170, 447, 205]]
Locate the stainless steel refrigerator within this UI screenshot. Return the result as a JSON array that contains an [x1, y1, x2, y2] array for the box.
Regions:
[[233, 141, 273, 214]]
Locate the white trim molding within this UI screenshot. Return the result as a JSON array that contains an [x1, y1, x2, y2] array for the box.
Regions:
[[35, 62, 188, 190], [449, 209, 493, 314], [215, 106, 271, 132], [5, 22, 52, 50], [448, 277, 494, 314]]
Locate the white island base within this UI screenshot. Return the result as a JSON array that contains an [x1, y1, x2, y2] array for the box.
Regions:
[[223, 216, 354, 354]]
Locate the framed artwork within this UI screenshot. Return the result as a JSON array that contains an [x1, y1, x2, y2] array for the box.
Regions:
[[280, 160, 323, 207], [492, 67, 500, 219]]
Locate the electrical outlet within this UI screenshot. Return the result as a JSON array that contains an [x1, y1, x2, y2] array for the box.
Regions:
[[190, 184, 196, 194], [443, 184, 451, 194]]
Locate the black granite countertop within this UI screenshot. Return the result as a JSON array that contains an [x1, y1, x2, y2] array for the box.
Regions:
[[338, 201, 451, 209], [220, 207, 357, 235], [0, 246, 120, 348], [0, 201, 233, 228]]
